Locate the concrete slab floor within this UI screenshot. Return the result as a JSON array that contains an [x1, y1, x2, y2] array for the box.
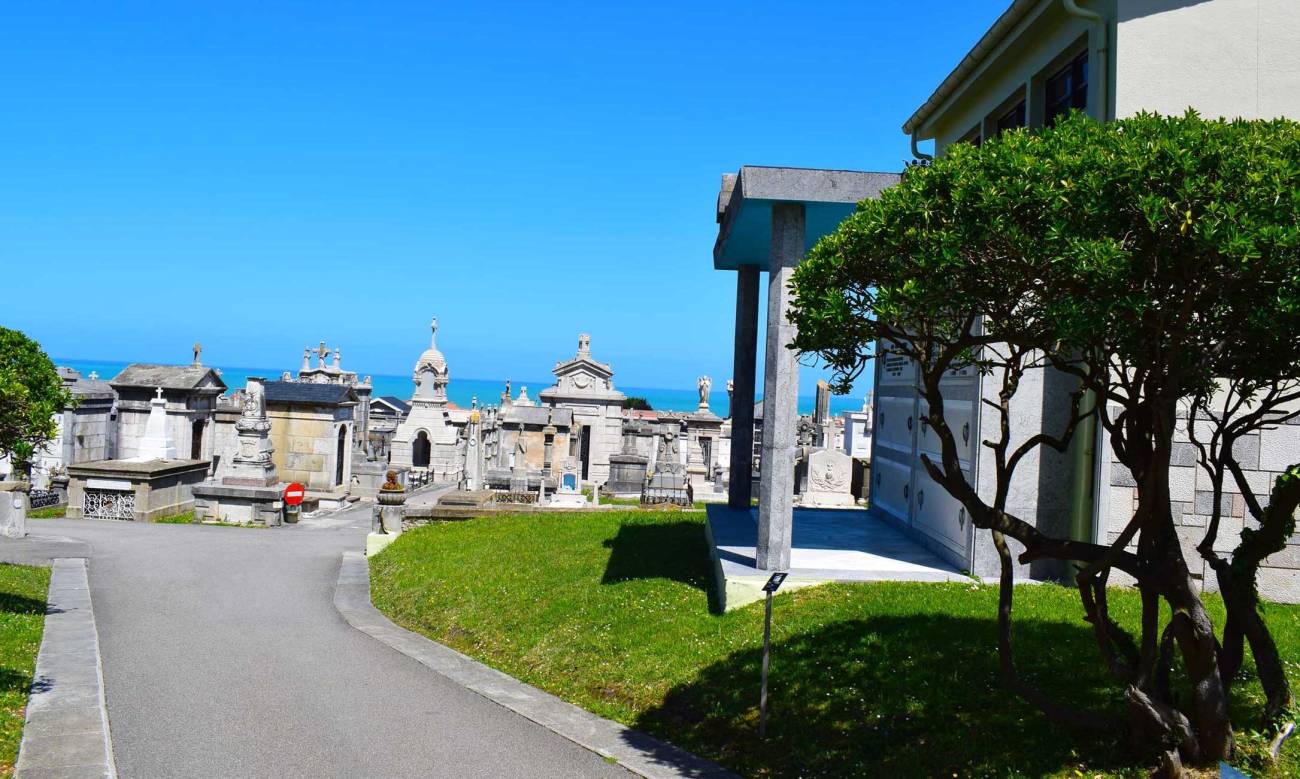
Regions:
[[705, 504, 967, 610]]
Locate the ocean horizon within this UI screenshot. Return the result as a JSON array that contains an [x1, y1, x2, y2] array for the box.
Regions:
[[56, 358, 870, 417]]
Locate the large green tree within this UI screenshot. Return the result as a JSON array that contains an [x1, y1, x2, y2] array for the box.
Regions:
[[789, 112, 1300, 774], [0, 327, 73, 478]]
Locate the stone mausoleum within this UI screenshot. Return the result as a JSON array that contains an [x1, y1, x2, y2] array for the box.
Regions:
[[391, 318, 464, 484], [540, 334, 625, 485]]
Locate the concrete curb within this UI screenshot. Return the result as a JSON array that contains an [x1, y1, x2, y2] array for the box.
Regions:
[[16, 558, 117, 779], [333, 551, 737, 779]]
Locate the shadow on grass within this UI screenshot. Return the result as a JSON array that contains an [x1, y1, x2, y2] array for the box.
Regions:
[[0, 593, 48, 617], [601, 520, 713, 590], [633, 614, 1134, 779]]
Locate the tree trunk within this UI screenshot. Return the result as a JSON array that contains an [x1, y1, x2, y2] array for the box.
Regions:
[[1137, 400, 1233, 763]]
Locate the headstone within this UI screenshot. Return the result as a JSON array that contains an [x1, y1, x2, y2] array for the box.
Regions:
[[225, 378, 277, 486], [549, 459, 587, 508], [135, 387, 177, 460], [606, 423, 649, 496], [642, 427, 689, 506], [800, 449, 856, 508]]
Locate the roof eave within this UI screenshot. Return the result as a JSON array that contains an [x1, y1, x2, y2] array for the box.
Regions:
[[901, 0, 1041, 137]]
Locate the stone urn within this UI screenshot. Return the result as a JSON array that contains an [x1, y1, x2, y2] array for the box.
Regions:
[[375, 470, 405, 534]]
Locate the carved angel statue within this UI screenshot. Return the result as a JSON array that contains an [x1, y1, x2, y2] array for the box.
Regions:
[[697, 376, 712, 407]]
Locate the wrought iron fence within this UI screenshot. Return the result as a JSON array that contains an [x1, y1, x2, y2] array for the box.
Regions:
[[28, 489, 61, 509], [84, 489, 136, 520]]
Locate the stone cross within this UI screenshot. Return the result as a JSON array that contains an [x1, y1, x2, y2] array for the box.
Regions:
[[430, 317, 439, 348], [316, 341, 329, 368]]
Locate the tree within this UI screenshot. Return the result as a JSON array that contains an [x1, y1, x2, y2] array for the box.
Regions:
[[0, 327, 73, 478], [623, 396, 653, 411], [788, 111, 1300, 773]]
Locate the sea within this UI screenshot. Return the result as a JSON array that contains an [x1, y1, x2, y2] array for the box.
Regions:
[[56, 358, 868, 417]]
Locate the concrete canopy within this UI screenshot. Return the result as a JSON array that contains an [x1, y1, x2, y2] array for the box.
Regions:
[[713, 166, 899, 270]]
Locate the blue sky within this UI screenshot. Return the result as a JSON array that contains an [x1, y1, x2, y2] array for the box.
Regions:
[[1, 1, 999, 396]]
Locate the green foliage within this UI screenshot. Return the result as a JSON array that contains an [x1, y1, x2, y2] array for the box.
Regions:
[[622, 396, 653, 411], [0, 563, 50, 777], [791, 111, 1300, 399], [154, 512, 196, 524], [369, 511, 1300, 777], [0, 328, 73, 475], [26, 506, 66, 519]]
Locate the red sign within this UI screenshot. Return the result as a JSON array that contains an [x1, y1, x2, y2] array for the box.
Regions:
[[283, 483, 306, 506]]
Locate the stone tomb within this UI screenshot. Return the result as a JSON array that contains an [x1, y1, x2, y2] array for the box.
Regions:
[[606, 421, 651, 497], [539, 334, 625, 484], [548, 460, 587, 508], [643, 427, 691, 506], [799, 448, 857, 508], [67, 386, 210, 522], [193, 377, 283, 525]]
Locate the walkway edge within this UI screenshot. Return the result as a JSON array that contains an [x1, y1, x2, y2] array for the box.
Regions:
[[16, 557, 117, 779], [333, 551, 738, 779]]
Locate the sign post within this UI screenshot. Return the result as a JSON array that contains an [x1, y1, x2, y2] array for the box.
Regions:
[[282, 482, 305, 524], [759, 571, 787, 738]]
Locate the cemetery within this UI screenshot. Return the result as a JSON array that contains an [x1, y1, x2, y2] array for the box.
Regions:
[[3, 1, 1300, 778]]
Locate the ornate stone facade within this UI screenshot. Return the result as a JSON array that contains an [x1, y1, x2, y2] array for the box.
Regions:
[[539, 333, 625, 485], [390, 318, 464, 484]]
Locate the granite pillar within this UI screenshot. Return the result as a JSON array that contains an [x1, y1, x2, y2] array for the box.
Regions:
[[728, 264, 760, 509], [756, 203, 803, 571]]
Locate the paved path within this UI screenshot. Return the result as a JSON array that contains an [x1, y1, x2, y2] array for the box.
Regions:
[[33, 511, 628, 779]]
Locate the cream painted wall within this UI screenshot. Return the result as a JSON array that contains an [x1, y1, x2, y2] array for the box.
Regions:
[[925, 1, 1096, 151], [1116, 0, 1300, 121]]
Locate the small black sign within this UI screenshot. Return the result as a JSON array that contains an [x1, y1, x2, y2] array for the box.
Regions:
[[762, 572, 788, 593]]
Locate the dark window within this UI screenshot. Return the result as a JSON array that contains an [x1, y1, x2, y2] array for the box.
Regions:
[[996, 101, 1026, 134], [1046, 51, 1089, 125], [959, 125, 982, 147]]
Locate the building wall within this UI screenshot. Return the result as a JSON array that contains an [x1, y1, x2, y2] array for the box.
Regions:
[[926, 1, 1097, 151], [1098, 409, 1300, 603], [548, 398, 622, 484], [115, 391, 217, 461], [870, 340, 1078, 578], [1115, 0, 1300, 121], [267, 405, 351, 493], [905, 0, 1300, 588]]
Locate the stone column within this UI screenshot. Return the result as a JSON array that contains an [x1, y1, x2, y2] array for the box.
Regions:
[[757, 203, 804, 571], [727, 265, 760, 509]]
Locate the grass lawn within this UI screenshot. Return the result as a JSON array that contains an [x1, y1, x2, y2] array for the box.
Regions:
[[25, 507, 65, 519], [370, 510, 1300, 778], [0, 564, 50, 779], [155, 511, 196, 524]]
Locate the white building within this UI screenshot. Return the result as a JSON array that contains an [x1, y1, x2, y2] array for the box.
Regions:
[[878, 0, 1300, 597]]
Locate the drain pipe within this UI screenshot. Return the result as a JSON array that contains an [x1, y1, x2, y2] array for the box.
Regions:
[[1062, 0, 1111, 121], [1061, 0, 1110, 563], [910, 132, 933, 162]]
